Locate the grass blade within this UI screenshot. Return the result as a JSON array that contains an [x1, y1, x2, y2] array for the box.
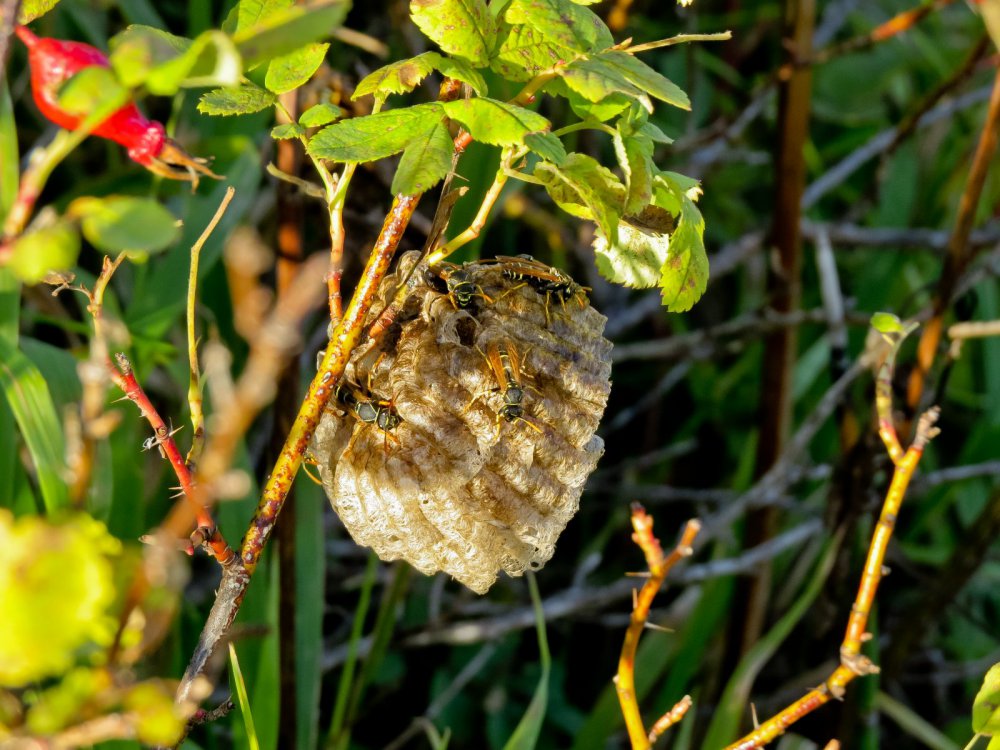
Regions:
[[502, 572, 551, 750], [326, 551, 380, 749], [230, 643, 261, 750], [700, 537, 839, 749], [877, 691, 962, 750], [0, 337, 68, 512]]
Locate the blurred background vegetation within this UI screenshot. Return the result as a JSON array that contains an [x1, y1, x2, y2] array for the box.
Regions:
[[3, 0, 1000, 748]]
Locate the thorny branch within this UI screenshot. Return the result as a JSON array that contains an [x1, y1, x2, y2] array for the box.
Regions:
[[175, 194, 421, 703], [615, 508, 699, 750], [724, 325, 941, 750]]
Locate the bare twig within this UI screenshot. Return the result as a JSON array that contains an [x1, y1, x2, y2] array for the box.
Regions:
[[724, 323, 941, 749], [908, 65, 1000, 411], [615, 509, 699, 750], [176, 194, 421, 703]]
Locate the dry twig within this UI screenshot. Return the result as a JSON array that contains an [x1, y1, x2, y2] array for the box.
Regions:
[[615, 507, 699, 749]]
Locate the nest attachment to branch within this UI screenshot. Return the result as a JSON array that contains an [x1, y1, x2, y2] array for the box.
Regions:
[[310, 253, 612, 593]]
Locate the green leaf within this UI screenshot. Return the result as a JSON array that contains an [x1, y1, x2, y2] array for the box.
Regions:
[[230, 645, 261, 750], [265, 42, 329, 93], [501, 573, 550, 750], [639, 120, 673, 144], [441, 98, 549, 146], [410, 0, 494, 66], [198, 83, 277, 115], [1, 82, 18, 222], [534, 152, 623, 241], [492, 24, 569, 81], [7, 222, 80, 285], [271, 122, 305, 139], [595, 51, 690, 110], [233, 0, 350, 69], [300, 102, 343, 127], [560, 56, 652, 112], [524, 132, 566, 165], [354, 52, 442, 103], [434, 56, 488, 95], [307, 103, 446, 162], [0, 338, 69, 512], [391, 119, 455, 195], [110, 26, 242, 94], [870, 312, 907, 335], [228, 0, 294, 34], [503, 0, 613, 54], [18, 0, 62, 23], [613, 127, 653, 215], [543, 77, 630, 121], [56, 68, 127, 117], [593, 206, 675, 289], [973, 663, 1000, 735], [989, 736, 1000, 750], [655, 174, 708, 313], [71, 196, 180, 253]]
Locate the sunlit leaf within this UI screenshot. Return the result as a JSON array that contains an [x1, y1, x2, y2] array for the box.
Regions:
[[613, 126, 654, 215], [233, 0, 349, 68], [973, 663, 1000, 735], [524, 132, 566, 165], [434, 56, 488, 95], [110, 26, 242, 93], [870, 312, 907, 335], [596, 50, 690, 110], [354, 52, 442, 103], [18, 0, 62, 23], [307, 103, 446, 162], [391, 119, 455, 195], [299, 102, 343, 127], [535, 152, 624, 241], [271, 122, 305, 139], [265, 42, 329, 93], [0, 513, 120, 686], [560, 56, 652, 112], [198, 82, 277, 115], [126, 681, 186, 746], [593, 206, 675, 289], [503, 0, 613, 54], [655, 173, 708, 312], [410, 0, 494, 66], [442, 97, 549, 145]]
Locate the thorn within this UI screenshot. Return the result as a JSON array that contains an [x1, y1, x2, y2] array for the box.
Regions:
[[644, 621, 674, 634], [632, 588, 638, 609], [625, 571, 652, 578], [751, 702, 760, 729]]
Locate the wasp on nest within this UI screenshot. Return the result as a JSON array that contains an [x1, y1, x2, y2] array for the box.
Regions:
[[310, 252, 612, 593]]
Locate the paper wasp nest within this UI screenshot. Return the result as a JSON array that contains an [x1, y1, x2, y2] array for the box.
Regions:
[[310, 253, 612, 593]]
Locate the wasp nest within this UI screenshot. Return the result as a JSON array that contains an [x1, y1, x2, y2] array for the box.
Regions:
[[310, 253, 612, 593]]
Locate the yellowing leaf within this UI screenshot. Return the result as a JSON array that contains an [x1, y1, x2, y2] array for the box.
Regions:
[[0, 513, 121, 687], [410, 0, 495, 66], [973, 663, 1000, 735]]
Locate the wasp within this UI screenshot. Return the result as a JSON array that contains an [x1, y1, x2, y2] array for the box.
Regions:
[[335, 382, 402, 455], [426, 262, 492, 310], [483, 341, 542, 434], [481, 255, 589, 323]]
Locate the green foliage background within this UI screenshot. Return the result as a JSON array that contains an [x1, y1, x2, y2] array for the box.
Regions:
[[2, 0, 1000, 749]]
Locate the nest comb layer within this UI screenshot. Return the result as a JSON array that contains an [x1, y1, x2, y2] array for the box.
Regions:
[[310, 253, 612, 593]]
